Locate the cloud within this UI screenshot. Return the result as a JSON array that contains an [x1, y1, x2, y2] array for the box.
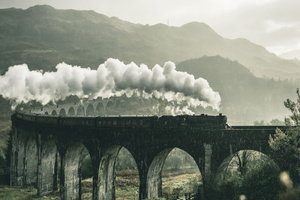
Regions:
[[211, 0, 300, 54]]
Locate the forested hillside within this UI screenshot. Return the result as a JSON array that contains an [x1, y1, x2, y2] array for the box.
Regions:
[[1, 5, 300, 79], [177, 56, 297, 124]]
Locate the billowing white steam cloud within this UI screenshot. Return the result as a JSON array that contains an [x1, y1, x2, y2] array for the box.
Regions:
[[0, 58, 221, 112]]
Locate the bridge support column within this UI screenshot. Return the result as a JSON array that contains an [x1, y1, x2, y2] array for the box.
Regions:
[[10, 128, 25, 186], [16, 130, 25, 186], [204, 143, 212, 180], [24, 136, 38, 187], [203, 143, 214, 200], [97, 146, 121, 200], [88, 147, 101, 200], [137, 159, 148, 200], [37, 138, 57, 196], [60, 143, 84, 200], [10, 127, 17, 186]]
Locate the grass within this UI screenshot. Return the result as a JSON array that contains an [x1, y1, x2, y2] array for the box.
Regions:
[[116, 170, 139, 200], [81, 178, 93, 199], [0, 169, 201, 200], [115, 169, 201, 200], [162, 169, 202, 200], [0, 185, 60, 200]]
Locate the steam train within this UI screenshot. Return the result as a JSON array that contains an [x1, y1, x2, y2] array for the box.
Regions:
[[12, 112, 228, 129]]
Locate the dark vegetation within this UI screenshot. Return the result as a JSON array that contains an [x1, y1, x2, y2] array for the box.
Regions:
[[212, 150, 280, 200], [269, 89, 300, 185]]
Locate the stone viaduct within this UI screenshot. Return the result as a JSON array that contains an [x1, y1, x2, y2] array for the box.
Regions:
[[28, 98, 117, 116], [10, 112, 285, 200]]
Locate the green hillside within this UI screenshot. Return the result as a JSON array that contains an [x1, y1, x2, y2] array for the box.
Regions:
[[0, 5, 300, 79], [177, 56, 297, 124]]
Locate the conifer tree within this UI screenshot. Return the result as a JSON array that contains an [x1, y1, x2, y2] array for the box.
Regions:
[[269, 88, 300, 183]]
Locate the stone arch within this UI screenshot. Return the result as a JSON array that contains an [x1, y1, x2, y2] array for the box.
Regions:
[[106, 101, 114, 115], [59, 109, 66, 116], [77, 106, 85, 116], [96, 103, 105, 116], [86, 104, 94, 116], [147, 147, 202, 199], [51, 110, 57, 116], [67, 107, 75, 116], [61, 142, 85, 199], [37, 139, 57, 196], [45, 111, 49, 115]]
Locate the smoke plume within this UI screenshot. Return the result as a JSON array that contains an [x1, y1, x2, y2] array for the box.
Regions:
[[0, 58, 221, 112]]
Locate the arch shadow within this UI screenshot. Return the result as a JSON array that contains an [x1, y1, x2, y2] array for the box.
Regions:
[[59, 109, 66, 116], [67, 107, 75, 116], [86, 104, 94, 116], [77, 106, 85, 116], [51, 110, 57, 116]]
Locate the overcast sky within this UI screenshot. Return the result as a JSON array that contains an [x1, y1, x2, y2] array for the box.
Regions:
[[1, 0, 300, 55]]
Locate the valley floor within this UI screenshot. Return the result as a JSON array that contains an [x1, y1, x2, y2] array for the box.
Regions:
[[0, 169, 201, 200]]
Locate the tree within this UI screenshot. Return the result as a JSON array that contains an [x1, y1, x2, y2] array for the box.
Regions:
[[215, 150, 280, 200], [253, 120, 265, 126], [270, 118, 285, 126], [238, 161, 280, 200], [234, 150, 251, 176], [269, 88, 300, 183], [284, 88, 300, 126]]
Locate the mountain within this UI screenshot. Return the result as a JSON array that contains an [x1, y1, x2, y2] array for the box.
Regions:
[[0, 5, 300, 80], [280, 50, 300, 60], [176, 56, 296, 124], [0, 5, 299, 124]]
